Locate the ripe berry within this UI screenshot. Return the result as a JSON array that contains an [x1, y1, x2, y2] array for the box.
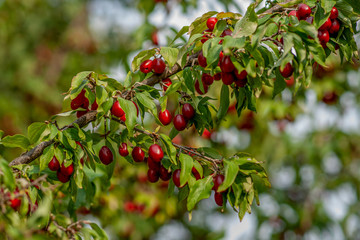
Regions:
[[288, 10, 299, 20], [120, 114, 126, 122], [111, 100, 125, 118], [71, 89, 86, 110], [234, 69, 247, 81], [279, 62, 294, 78], [201, 73, 214, 85], [220, 29, 232, 37], [322, 91, 338, 104], [297, 4, 311, 19], [147, 169, 160, 183], [330, 7, 338, 19], [319, 18, 331, 31], [48, 156, 60, 171], [132, 146, 145, 162], [151, 31, 159, 45], [206, 17, 218, 31], [152, 58, 166, 74], [220, 56, 235, 73], [318, 30, 330, 43], [285, 76, 295, 87], [99, 146, 113, 165], [119, 143, 129, 157], [149, 144, 164, 162], [60, 162, 74, 176], [192, 167, 201, 180], [214, 73, 222, 81], [10, 198, 22, 211], [159, 166, 172, 181], [80, 96, 89, 109], [91, 100, 98, 110], [198, 51, 207, 68], [173, 114, 187, 131], [214, 192, 224, 206], [132, 101, 139, 116], [124, 201, 137, 213], [195, 80, 209, 95], [140, 60, 153, 74], [162, 78, 172, 91], [159, 109, 172, 125], [202, 129, 212, 139], [201, 35, 209, 44], [221, 72, 235, 85], [57, 170, 70, 183], [76, 110, 88, 118], [147, 157, 160, 171], [172, 169, 181, 187], [182, 103, 195, 120], [212, 174, 225, 192], [329, 19, 340, 34]]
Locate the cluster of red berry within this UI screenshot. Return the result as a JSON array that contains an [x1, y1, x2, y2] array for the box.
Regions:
[[140, 58, 167, 75], [48, 156, 75, 183], [158, 103, 196, 132], [2, 188, 38, 213], [71, 89, 98, 118]]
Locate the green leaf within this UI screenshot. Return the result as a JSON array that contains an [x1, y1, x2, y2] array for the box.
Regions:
[[321, 0, 336, 13], [169, 26, 189, 46], [28, 122, 47, 144], [118, 98, 137, 135], [1, 134, 30, 150], [187, 176, 214, 211], [216, 85, 230, 123], [131, 49, 156, 72], [183, 68, 195, 93], [160, 47, 179, 68], [189, 11, 218, 36], [136, 92, 157, 114], [217, 160, 238, 192], [0, 159, 15, 190], [272, 68, 287, 98], [70, 71, 92, 92], [164, 81, 182, 96], [222, 36, 246, 52], [238, 199, 248, 221], [160, 134, 177, 165], [0, 130, 4, 140], [179, 153, 193, 187], [96, 86, 109, 111], [233, 3, 258, 38], [40, 145, 55, 171]]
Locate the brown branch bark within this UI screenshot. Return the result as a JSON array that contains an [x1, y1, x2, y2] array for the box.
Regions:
[[260, 0, 293, 17]]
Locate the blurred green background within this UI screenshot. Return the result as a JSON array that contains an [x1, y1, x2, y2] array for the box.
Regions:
[[1, 0, 360, 239]]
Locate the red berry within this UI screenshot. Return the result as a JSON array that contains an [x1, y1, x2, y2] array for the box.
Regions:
[[149, 144, 164, 162], [201, 35, 209, 44], [220, 29, 232, 37], [48, 156, 60, 171], [124, 201, 137, 212], [202, 129, 212, 139], [159, 166, 172, 181], [80, 97, 89, 109], [195, 80, 209, 95], [234, 69, 247, 81], [212, 174, 225, 192], [140, 60, 153, 74], [76, 110, 88, 118], [219, 51, 224, 63], [318, 30, 330, 43], [322, 91, 338, 104], [234, 78, 247, 88], [111, 100, 125, 118], [172, 169, 181, 187], [162, 78, 172, 91], [152, 58, 166, 74], [206, 17, 218, 31], [220, 56, 235, 73], [288, 10, 299, 20], [330, 7, 338, 19], [182, 103, 195, 120], [221, 72, 235, 85], [279, 62, 294, 78], [132, 101, 139, 117], [159, 109, 172, 126], [147, 157, 160, 171], [132, 146, 145, 162], [10, 198, 22, 211], [198, 51, 207, 68], [285, 76, 295, 87], [71, 89, 86, 110], [319, 18, 331, 31], [91, 100, 98, 110], [192, 167, 201, 180], [201, 73, 214, 85], [147, 169, 160, 183], [214, 73, 222, 81], [120, 114, 126, 122], [151, 31, 159, 45], [329, 19, 340, 34], [214, 192, 224, 206], [57, 170, 70, 183], [99, 146, 113, 165], [60, 162, 74, 176], [119, 143, 129, 157], [173, 114, 187, 131], [297, 4, 311, 19]]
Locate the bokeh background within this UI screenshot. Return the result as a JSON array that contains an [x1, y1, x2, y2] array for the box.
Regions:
[[1, 0, 360, 239]]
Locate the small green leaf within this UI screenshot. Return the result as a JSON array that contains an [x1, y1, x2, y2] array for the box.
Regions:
[[272, 69, 287, 98], [1, 134, 30, 150], [136, 92, 157, 114], [28, 122, 47, 144], [118, 98, 137, 135], [233, 3, 258, 38], [183, 68, 195, 93], [160, 47, 179, 68], [180, 153, 193, 186], [40, 145, 55, 171], [187, 176, 213, 211], [216, 85, 229, 123], [0, 159, 15, 190], [164, 81, 182, 96], [217, 160, 238, 192], [70, 71, 92, 92]]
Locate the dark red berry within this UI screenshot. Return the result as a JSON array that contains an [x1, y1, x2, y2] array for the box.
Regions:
[[48, 156, 60, 171], [140, 60, 153, 74], [57, 170, 70, 183], [151, 31, 159, 45], [297, 4, 311, 19], [91, 100, 98, 110], [198, 51, 207, 68], [220, 29, 232, 37], [288, 10, 299, 20], [149, 144, 164, 162], [206, 17, 218, 31], [60, 162, 74, 176], [220, 56, 235, 73], [99, 146, 113, 165], [319, 18, 331, 31], [182, 103, 195, 120], [234, 78, 247, 88], [172, 169, 181, 187], [119, 143, 129, 157], [329, 19, 340, 34], [234, 69, 247, 81], [10, 198, 22, 211], [214, 73, 222, 81], [202, 73, 214, 85], [201, 35, 209, 44], [159, 109, 172, 125], [322, 91, 338, 104], [214, 192, 224, 206], [212, 174, 225, 192], [279, 62, 294, 78], [120, 114, 126, 122], [173, 114, 187, 131], [147, 169, 159, 183], [111, 100, 125, 118], [132, 146, 145, 162], [162, 78, 172, 91], [192, 167, 201, 180], [195, 80, 209, 95], [71, 89, 86, 110], [318, 30, 330, 43], [159, 166, 172, 181], [221, 72, 234, 85], [330, 7, 338, 19], [152, 58, 166, 74], [147, 157, 160, 171]]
